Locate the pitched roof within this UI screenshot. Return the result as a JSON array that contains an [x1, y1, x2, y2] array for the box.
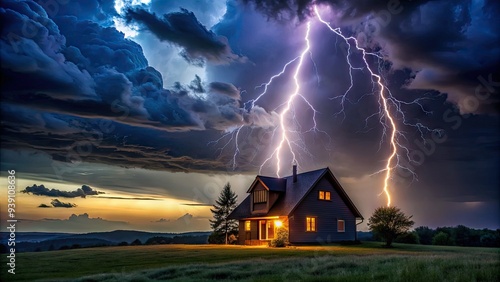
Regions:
[[228, 167, 363, 220], [247, 176, 286, 193]]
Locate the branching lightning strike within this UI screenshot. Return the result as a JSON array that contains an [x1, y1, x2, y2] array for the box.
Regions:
[[313, 5, 442, 206], [211, 5, 440, 207], [262, 21, 313, 178]]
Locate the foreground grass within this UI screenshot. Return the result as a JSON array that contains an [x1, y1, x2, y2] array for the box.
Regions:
[[1, 242, 498, 281]]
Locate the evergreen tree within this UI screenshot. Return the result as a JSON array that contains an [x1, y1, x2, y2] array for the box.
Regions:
[[209, 182, 238, 244]]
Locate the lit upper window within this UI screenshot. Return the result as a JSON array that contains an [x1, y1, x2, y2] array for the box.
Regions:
[[319, 191, 331, 201], [245, 221, 251, 231]]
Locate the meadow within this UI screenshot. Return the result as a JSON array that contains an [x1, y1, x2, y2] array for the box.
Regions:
[[1, 242, 499, 281]]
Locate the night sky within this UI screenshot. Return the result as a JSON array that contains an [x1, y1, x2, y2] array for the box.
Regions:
[[1, 0, 499, 233]]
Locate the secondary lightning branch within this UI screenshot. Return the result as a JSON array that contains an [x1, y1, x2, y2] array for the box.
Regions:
[[313, 5, 442, 206]]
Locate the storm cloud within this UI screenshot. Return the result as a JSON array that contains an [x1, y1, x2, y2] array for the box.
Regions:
[[50, 199, 77, 208], [22, 184, 104, 198], [0, 0, 278, 173], [243, 0, 500, 114], [124, 7, 245, 66]]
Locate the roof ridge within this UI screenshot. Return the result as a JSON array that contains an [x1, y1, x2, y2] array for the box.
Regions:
[[257, 167, 328, 179], [282, 167, 328, 178]]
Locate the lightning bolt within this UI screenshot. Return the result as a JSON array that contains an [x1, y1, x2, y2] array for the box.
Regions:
[[313, 5, 443, 206], [263, 21, 313, 177], [211, 5, 439, 207], [211, 21, 323, 177]]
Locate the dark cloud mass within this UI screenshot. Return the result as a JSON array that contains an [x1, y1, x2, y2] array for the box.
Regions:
[[0, 0, 276, 173], [244, 0, 499, 114], [22, 184, 104, 198], [124, 7, 245, 66], [50, 199, 77, 208]]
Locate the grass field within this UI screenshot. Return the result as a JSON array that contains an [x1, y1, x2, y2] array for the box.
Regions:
[[1, 242, 499, 281]]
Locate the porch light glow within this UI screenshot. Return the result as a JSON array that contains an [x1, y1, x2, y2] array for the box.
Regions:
[[275, 220, 283, 228]]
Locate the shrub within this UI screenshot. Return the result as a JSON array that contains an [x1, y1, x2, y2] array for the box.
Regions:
[[269, 228, 289, 247]]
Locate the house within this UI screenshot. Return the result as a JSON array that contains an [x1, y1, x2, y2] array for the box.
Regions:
[[228, 166, 363, 245]]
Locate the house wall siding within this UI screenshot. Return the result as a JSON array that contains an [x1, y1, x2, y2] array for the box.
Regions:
[[289, 176, 356, 243], [238, 220, 245, 245]]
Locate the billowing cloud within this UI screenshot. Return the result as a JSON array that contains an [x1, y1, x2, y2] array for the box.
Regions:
[[22, 184, 104, 198], [50, 199, 77, 208], [0, 0, 278, 173], [209, 82, 240, 98], [124, 7, 245, 66], [242, 0, 499, 114]]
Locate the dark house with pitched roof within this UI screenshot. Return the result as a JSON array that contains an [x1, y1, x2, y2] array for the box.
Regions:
[[228, 166, 363, 245]]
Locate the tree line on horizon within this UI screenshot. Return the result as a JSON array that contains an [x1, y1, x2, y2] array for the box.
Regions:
[[368, 206, 500, 248], [398, 225, 500, 247]]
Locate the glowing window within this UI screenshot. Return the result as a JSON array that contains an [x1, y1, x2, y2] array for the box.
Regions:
[[306, 217, 316, 232], [319, 191, 330, 201], [338, 220, 345, 232], [245, 221, 251, 231]]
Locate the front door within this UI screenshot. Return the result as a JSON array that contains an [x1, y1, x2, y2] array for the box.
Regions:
[[259, 220, 275, 240], [260, 220, 266, 240], [268, 220, 275, 239]]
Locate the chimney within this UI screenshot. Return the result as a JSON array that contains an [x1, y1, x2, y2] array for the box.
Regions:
[[293, 164, 297, 183]]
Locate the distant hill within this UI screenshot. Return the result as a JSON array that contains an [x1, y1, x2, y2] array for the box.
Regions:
[[13, 238, 114, 252], [1, 230, 210, 243], [0, 230, 211, 253], [54, 230, 211, 244], [0, 232, 68, 243]]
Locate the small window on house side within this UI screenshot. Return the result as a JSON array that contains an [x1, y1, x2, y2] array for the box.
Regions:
[[245, 221, 251, 231], [306, 217, 316, 232], [337, 219, 345, 232], [319, 191, 330, 201]]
